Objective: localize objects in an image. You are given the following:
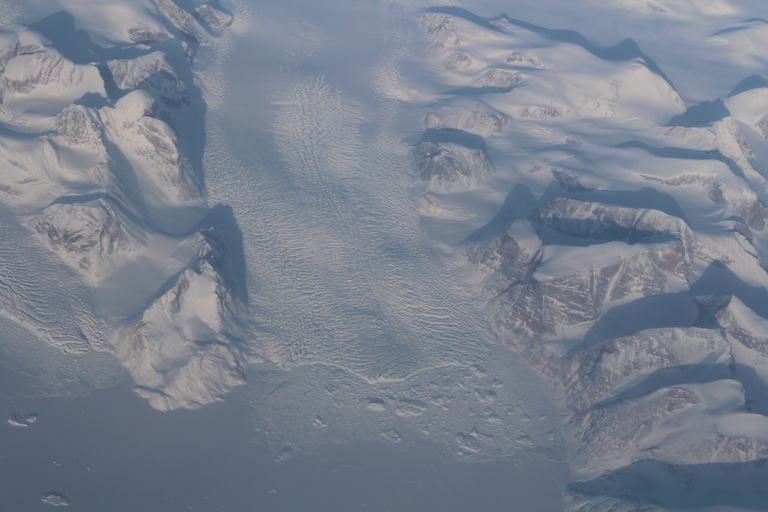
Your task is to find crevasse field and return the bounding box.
[3,0,768,510]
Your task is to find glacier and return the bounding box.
[2,0,768,510]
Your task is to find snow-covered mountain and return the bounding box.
[412,5,768,509]
[4,0,768,510]
[0,0,247,411]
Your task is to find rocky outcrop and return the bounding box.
[107,52,187,106]
[572,387,701,463]
[0,48,103,97]
[154,0,210,46]
[420,13,460,54]
[53,104,105,152]
[29,199,139,274]
[0,30,50,69]
[470,69,523,89]
[463,198,768,476]
[412,141,493,192]
[466,223,542,295]
[531,198,696,247]
[424,101,512,137]
[195,4,233,29]
[101,91,202,204]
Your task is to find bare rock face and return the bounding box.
[492,260,606,351]
[445,52,473,70]
[506,52,540,67]
[425,102,512,138]
[641,173,727,205]
[733,194,768,232]
[0,49,102,97]
[487,201,696,354]
[0,30,50,69]
[518,106,565,119]
[574,387,701,460]
[466,224,542,295]
[154,0,210,45]
[639,162,768,232]
[0,14,242,413]
[53,104,105,153]
[470,69,523,89]
[29,200,139,274]
[412,141,493,192]
[476,224,768,474]
[101,90,202,205]
[127,24,172,44]
[411,7,768,507]
[129,118,200,202]
[711,118,768,231]
[551,169,597,192]
[107,52,188,106]
[757,116,768,140]
[420,13,460,53]
[464,197,768,473]
[531,198,696,247]
[551,329,729,412]
[700,296,768,354]
[195,4,233,29]
[119,231,249,411]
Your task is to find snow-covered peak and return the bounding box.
[0,30,50,67]
[4,0,768,508]
[0,0,240,414]
[117,229,249,411]
[0,42,105,117]
[420,13,460,54]
[112,89,156,120]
